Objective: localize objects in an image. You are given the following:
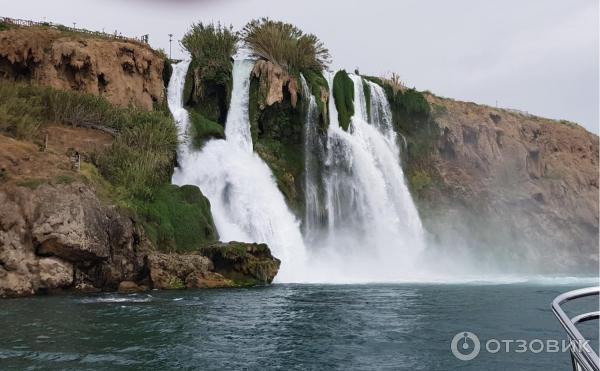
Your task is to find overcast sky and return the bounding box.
[5,0,599,133]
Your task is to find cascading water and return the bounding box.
[169,59,307,281]
[300,75,325,243]
[300,72,426,282]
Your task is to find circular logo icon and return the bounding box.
[451,331,481,361]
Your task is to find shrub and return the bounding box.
[131,184,218,252]
[188,110,224,148]
[409,170,432,194]
[0,83,43,139]
[94,110,178,198]
[332,70,354,130]
[241,18,330,73]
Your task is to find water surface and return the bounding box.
[1,283,598,370]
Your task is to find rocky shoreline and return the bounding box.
[0,181,280,298]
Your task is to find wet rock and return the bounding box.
[199,242,281,285]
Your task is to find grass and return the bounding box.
[0,81,179,199]
[241,18,330,73]
[131,184,218,253]
[16,178,46,189]
[93,110,178,198]
[332,70,354,130]
[188,110,225,148]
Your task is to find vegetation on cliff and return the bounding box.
[0,80,219,254]
[132,184,218,253]
[241,18,330,73]
[332,70,355,130]
[181,22,237,130]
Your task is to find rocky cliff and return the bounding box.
[0,27,165,110]
[416,96,599,273]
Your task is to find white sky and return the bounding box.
[4,0,599,133]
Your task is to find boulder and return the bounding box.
[117,280,143,293]
[199,242,281,285]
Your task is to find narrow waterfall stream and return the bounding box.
[169,60,307,282]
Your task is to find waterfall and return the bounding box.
[301,72,425,282]
[300,75,325,243]
[169,59,307,281]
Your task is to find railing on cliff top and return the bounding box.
[0,16,149,46]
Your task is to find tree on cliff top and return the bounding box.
[241,18,330,73]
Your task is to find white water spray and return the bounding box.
[169,60,307,281]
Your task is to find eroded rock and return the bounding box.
[0,27,165,110]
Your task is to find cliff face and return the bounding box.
[0,27,165,110]
[418,96,599,273]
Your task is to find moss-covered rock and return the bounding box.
[302,68,329,130]
[131,184,218,253]
[198,242,281,286]
[332,70,354,130]
[183,58,231,125]
[188,110,225,148]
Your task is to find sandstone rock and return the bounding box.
[199,242,281,285]
[0,27,165,110]
[252,60,299,109]
[117,280,142,293]
[421,95,599,272]
[0,182,145,297]
[185,271,234,289]
[38,257,73,289]
[147,253,214,290]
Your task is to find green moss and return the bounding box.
[362,75,384,87]
[255,138,304,213]
[301,68,329,130]
[332,70,354,130]
[167,277,185,289]
[362,78,371,122]
[188,110,225,148]
[409,170,432,194]
[131,184,218,253]
[16,178,45,189]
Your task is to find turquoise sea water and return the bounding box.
[1,282,598,370]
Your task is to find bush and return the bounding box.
[332,70,354,130]
[94,110,178,198]
[131,184,218,252]
[241,18,330,73]
[0,83,44,139]
[188,110,224,148]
